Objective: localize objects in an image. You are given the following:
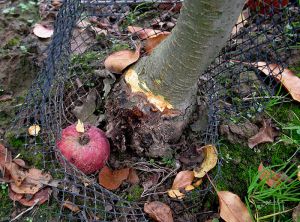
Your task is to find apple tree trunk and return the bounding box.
[106,0,245,157]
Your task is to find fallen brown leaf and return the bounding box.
[13,159,26,168]
[10,168,52,195]
[18,187,52,207]
[98,166,130,190]
[63,200,80,212]
[33,24,54,39]
[144,201,173,222]
[104,44,141,74]
[145,33,170,54]
[158,2,182,12]
[8,187,24,201]
[127,168,140,185]
[0,94,13,102]
[194,145,218,178]
[234,61,300,102]
[5,162,26,187]
[171,170,194,190]
[167,170,194,199]
[258,163,291,187]
[128,26,170,40]
[248,119,278,148]
[218,191,252,222]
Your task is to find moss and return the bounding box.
[31,201,60,221]
[0,183,13,221]
[125,185,143,202]
[111,42,130,52]
[216,102,300,196]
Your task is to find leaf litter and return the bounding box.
[0,144,53,206]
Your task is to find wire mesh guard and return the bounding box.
[7,0,300,221]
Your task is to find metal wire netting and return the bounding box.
[7,0,300,221]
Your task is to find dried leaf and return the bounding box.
[145,33,170,54]
[33,24,54,39]
[248,119,278,148]
[184,185,195,191]
[292,203,300,222]
[258,163,291,187]
[127,168,140,185]
[63,200,80,212]
[98,166,130,190]
[167,189,184,199]
[171,170,194,190]
[72,89,98,124]
[5,162,26,186]
[231,9,249,35]
[8,187,24,201]
[13,159,26,168]
[18,188,52,206]
[218,191,252,222]
[194,145,218,178]
[0,94,13,102]
[28,124,41,136]
[144,201,173,222]
[75,119,85,133]
[104,44,141,74]
[237,61,300,102]
[10,168,52,194]
[127,26,170,40]
[158,2,182,12]
[193,179,203,187]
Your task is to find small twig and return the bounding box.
[10,199,40,222]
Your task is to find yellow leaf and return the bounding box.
[76,119,84,133]
[193,179,203,187]
[194,145,218,178]
[167,189,184,199]
[28,124,41,136]
[184,185,195,191]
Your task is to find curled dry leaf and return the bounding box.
[258,163,291,187]
[235,61,300,102]
[145,33,170,54]
[28,124,41,136]
[75,119,85,133]
[168,170,194,199]
[127,168,140,185]
[194,145,218,178]
[144,201,173,222]
[10,168,52,195]
[167,189,185,199]
[63,200,81,212]
[248,119,278,148]
[218,191,252,222]
[8,187,23,201]
[33,24,54,39]
[5,162,26,187]
[18,187,52,207]
[98,166,130,190]
[171,170,194,189]
[128,26,170,40]
[104,44,141,74]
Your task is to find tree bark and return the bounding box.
[106,0,245,157]
[132,0,245,111]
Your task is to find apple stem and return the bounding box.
[79,134,90,145]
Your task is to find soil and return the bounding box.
[0,1,299,221]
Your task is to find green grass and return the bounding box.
[246,163,300,221]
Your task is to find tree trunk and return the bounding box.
[106,0,245,157]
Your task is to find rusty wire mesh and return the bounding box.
[7,0,300,221]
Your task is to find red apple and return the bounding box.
[56,124,110,174]
[247,0,289,14]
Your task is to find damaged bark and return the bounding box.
[106,0,245,157]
